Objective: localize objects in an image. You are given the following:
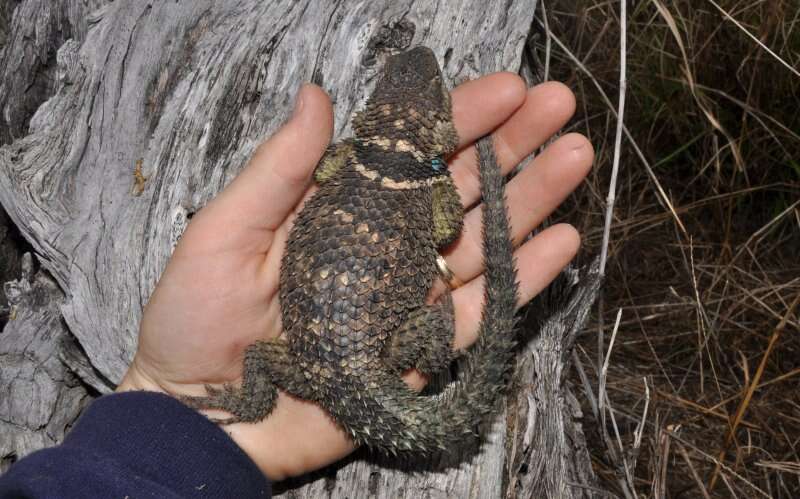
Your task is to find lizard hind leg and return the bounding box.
[383,291,457,377]
[179,339,306,425]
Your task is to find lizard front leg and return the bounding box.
[313,139,354,185]
[431,174,463,249]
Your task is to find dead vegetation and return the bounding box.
[527,1,800,497]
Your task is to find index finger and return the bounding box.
[450,72,527,149]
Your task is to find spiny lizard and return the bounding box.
[182,46,519,456]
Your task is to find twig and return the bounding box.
[633,377,650,453]
[604,391,635,499]
[598,308,637,498]
[625,377,650,494]
[599,308,623,410]
[653,422,672,499]
[540,0,551,81]
[599,0,627,276]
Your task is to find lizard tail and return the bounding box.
[334,136,519,455]
[427,135,520,441]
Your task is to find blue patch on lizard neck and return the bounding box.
[431,158,446,173]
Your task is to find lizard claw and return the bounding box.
[177,384,244,425]
[207,414,241,425]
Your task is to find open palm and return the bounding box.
[117,75,593,480]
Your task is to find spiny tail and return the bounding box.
[337,136,519,455]
[430,134,520,437]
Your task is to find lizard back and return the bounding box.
[279,146,442,374]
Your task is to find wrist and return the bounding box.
[116,361,170,394]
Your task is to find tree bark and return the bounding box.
[0,1,604,497]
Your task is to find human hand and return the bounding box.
[117,76,593,480]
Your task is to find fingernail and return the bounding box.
[292,84,308,118]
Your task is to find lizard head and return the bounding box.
[353,46,459,162]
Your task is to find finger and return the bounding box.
[450,73,527,149]
[450,82,577,207]
[445,133,593,281]
[202,84,333,232]
[451,223,581,349]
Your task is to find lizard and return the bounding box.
[180,46,519,456]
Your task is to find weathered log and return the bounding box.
[0,254,92,471]
[0,1,603,496]
[0,208,24,325]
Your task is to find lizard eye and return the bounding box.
[431,158,446,173]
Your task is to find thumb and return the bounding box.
[204,84,333,231]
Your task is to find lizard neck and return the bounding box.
[349,140,447,191]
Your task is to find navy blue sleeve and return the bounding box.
[0,391,271,499]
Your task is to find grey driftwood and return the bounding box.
[0,1,603,497]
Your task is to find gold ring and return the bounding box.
[436,255,463,290]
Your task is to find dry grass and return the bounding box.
[528,1,800,497]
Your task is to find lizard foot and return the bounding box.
[178,380,276,425]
